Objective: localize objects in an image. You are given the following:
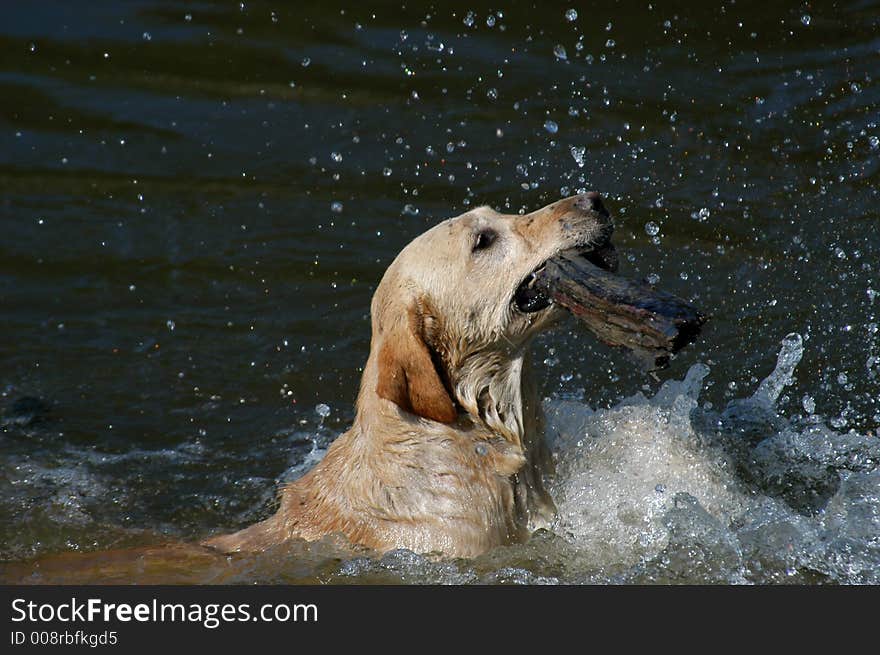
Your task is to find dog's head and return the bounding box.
[369,193,615,428]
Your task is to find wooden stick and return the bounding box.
[536,251,707,368]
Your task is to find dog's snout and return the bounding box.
[518,192,615,249]
[578,191,610,221]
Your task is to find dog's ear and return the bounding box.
[376,303,457,423]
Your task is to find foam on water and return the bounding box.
[546,362,748,575]
[539,332,880,583]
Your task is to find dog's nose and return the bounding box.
[577,192,610,220]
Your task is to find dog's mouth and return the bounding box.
[514,242,618,314]
[513,263,552,313]
[514,241,706,369]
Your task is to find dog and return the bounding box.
[204,192,614,559]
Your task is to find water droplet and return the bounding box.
[402,204,419,216]
[330,201,343,213]
[330,151,342,163]
[553,44,568,60]
[801,14,811,26]
[301,57,311,67]
[315,403,330,418]
[166,320,176,331]
[646,272,660,285]
[486,87,498,100]
[570,145,586,168]
[869,135,879,150]
[382,167,392,176]
[802,394,816,414]
[644,221,660,236]
[463,11,475,27]
[565,8,578,22]
[486,14,496,27]
[544,120,559,134]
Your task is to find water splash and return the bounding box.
[544,334,880,583]
[752,332,803,407]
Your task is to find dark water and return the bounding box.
[2,1,879,583]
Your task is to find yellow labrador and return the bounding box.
[205,193,613,558]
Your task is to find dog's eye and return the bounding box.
[472,229,497,252]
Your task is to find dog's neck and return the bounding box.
[355,340,536,449]
[449,346,533,447]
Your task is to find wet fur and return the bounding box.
[205,194,611,558]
